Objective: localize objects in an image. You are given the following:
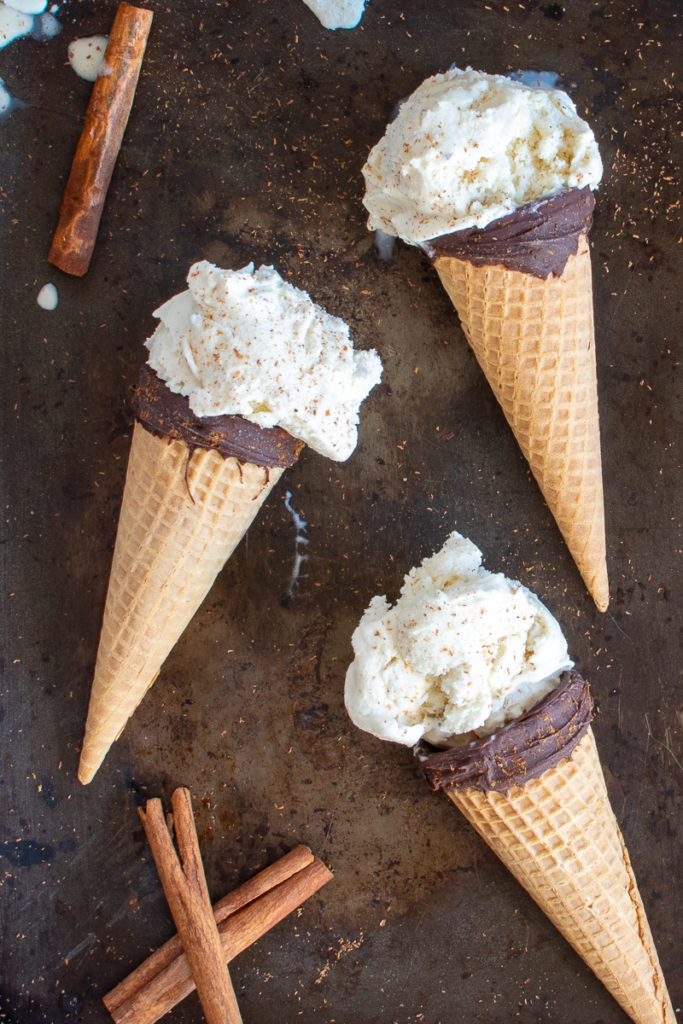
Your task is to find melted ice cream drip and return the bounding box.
[302,0,367,29]
[68,34,108,81]
[37,283,58,309]
[507,70,565,90]
[283,490,309,602]
[0,0,60,49]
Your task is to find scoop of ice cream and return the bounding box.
[362,66,603,245]
[344,532,573,746]
[145,261,383,462]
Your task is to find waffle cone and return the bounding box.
[434,236,608,611]
[78,421,283,784]
[446,728,674,1023]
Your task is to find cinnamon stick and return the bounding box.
[48,2,153,276]
[105,844,314,1017]
[104,851,333,1024]
[137,789,242,1024]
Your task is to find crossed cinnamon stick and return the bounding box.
[105,788,332,1024]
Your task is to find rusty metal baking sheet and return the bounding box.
[1,0,680,1021]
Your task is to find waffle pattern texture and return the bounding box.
[448,728,674,1023]
[78,421,283,784]
[435,235,608,611]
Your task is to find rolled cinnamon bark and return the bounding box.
[104,847,333,1024]
[137,790,243,1024]
[48,3,153,276]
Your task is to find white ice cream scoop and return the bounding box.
[344,531,573,746]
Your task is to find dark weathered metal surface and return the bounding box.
[1,0,680,1021]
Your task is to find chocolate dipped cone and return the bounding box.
[421,674,674,1024]
[78,371,303,784]
[432,190,608,611]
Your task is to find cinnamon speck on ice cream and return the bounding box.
[362,66,603,245]
[145,260,383,462]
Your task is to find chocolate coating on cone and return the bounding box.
[418,671,593,794]
[428,187,595,278]
[134,364,304,468]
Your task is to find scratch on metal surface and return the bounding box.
[283,490,309,602]
[605,607,629,640]
[645,713,683,772]
[63,931,96,965]
[247,64,266,94]
[63,819,129,871]
[604,257,639,326]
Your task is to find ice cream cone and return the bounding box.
[444,726,674,1023]
[80,257,382,784]
[347,523,672,1019]
[434,234,608,611]
[78,421,283,784]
